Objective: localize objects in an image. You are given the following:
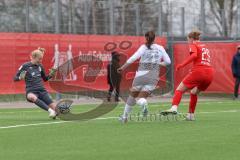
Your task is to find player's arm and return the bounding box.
[41,65,56,81]
[13,64,27,81]
[159,47,171,66]
[118,45,145,72]
[177,45,198,70]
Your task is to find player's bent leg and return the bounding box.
[27,93,49,111]
[48,102,56,111]
[120,91,139,123]
[48,102,57,119]
[172,82,189,109]
[26,93,38,102]
[39,92,57,119]
[161,82,189,115]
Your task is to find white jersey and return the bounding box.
[126,44,171,79]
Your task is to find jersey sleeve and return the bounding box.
[13,64,27,81]
[160,46,171,65]
[40,65,51,81]
[126,45,145,64]
[180,51,198,68]
[189,44,197,55]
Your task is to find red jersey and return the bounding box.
[189,41,212,69]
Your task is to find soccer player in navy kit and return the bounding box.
[14,48,57,119]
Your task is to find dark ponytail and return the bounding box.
[145,31,155,49]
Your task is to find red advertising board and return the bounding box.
[0,33,167,94]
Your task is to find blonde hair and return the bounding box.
[31,47,45,58]
[188,30,201,40]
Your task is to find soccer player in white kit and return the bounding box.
[118,31,171,123]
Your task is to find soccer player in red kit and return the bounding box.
[161,30,214,120]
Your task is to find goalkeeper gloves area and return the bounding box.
[19,71,26,80]
[49,68,57,77]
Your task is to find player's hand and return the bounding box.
[19,71,26,80]
[176,64,184,71]
[49,68,57,77]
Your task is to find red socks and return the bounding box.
[172,90,184,106]
[172,90,198,113]
[189,94,198,113]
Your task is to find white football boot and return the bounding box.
[48,108,57,119]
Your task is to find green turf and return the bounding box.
[0,99,240,160]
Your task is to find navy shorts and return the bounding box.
[26,90,53,105]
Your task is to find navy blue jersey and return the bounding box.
[232,53,240,78]
[14,62,52,92]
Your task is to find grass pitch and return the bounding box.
[0,99,240,160]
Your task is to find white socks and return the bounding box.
[48,108,55,113]
[123,97,149,119]
[123,104,132,119]
[170,105,178,112]
[48,108,56,117]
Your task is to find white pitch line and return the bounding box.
[91,117,118,120]
[0,110,42,114]
[0,117,119,129]
[198,110,239,114]
[0,109,240,129]
[0,121,68,129]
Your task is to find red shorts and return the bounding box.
[182,67,214,91]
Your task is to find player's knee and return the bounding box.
[137,98,148,106]
[126,96,136,106]
[190,88,199,95]
[27,94,37,102]
[190,90,197,95]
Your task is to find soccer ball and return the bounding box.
[56,99,73,114]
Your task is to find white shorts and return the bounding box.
[131,70,159,92]
[131,84,156,92]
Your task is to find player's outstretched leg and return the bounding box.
[161,82,188,115]
[27,93,56,119]
[48,103,57,119]
[119,95,136,123]
[160,90,183,115]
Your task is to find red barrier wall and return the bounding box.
[0,33,167,94]
[173,42,240,93]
